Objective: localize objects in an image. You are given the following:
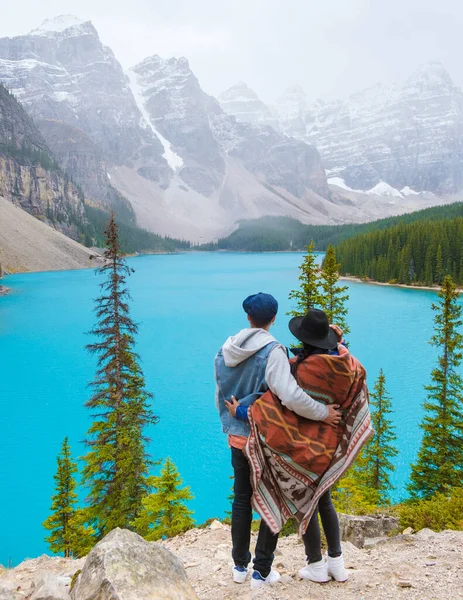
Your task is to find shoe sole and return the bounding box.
[328,574,349,583]
[299,577,331,584]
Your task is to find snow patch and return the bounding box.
[328,177,354,191]
[401,186,420,196]
[127,69,183,171]
[31,15,87,35]
[368,181,403,198]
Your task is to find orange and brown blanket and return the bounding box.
[245,345,373,535]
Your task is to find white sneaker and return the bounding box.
[327,554,349,582]
[232,565,248,583]
[250,569,281,589]
[299,559,330,583]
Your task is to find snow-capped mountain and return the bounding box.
[219,82,280,130]
[0,17,342,240]
[272,85,309,139]
[0,16,452,241]
[274,63,463,194]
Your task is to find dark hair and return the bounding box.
[291,342,328,377]
[250,316,274,328]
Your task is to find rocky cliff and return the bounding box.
[219,82,280,130]
[273,63,463,195]
[0,84,85,230]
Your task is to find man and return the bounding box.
[215,293,341,590]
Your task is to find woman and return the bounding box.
[245,308,373,584]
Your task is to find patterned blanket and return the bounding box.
[245,345,373,535]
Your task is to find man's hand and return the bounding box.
[330,324,343,342]
[225,396,239,417]
[323,404,342,426]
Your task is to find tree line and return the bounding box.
[335,217,463,286]
[199,203,463,253]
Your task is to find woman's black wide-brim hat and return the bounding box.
[289,308,338,350]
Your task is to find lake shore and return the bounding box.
[340,275,461,292]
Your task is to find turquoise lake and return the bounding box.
[0,252,449,566]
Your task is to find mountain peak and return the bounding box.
[30,15,91,37]
[281,84,307,98]
[407,61,453,87]
[219,82,259,102]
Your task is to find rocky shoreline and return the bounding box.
[340,275,462,293]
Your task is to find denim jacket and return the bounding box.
[215,341,278,437]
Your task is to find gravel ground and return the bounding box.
[164,523,463,600]
[1,524,462,599]
[0,196,101,273]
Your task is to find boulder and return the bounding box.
[338,514,399,548]
[28,573,71,600]
[70,528,198,600]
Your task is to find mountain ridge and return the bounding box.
[0,15,417,243]
[221,62,463,196]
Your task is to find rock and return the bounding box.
[209,520,224,530]
[28,573,71,600]
[0,579,19,600]
[338,514,399,548]
[397,580,413,588]
[363,537,389,549]
[402,527,414,535]
[70,528,198,600]
[415,528,436,539]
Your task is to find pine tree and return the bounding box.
[331,453,378,515]
[43,437,94,557]
[288,241,322,317]
[133,458,195,541]
[435,245,444,285]
[82,213,158,537]
[408,275,463,499]
[362,370,398,504]
[319,244,350,333]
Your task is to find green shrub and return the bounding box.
[399,488,463,531]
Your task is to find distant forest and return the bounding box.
[336,217,463,286]
[202,203,463,252]
[83,205,191,254]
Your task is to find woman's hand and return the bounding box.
[330,324,343,342]
[323,404,342,426]
[225,396,239,417]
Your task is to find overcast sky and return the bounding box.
[1,0,463,103]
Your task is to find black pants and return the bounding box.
[302,489,342,563]
[231,447,279,577]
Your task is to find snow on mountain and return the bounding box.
[127,67,183,171]
[1,16,450,241]
[30,15,88,36]
[219,83,280,129]
[401,186,420,196]
[368,181,403,198]
[327,177,355,191]
[0,16,170,201]
[272,85,309,138]
[274,62,463,195]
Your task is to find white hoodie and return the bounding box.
[216,328,329,421]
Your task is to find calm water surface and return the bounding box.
[0,252,449,565]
